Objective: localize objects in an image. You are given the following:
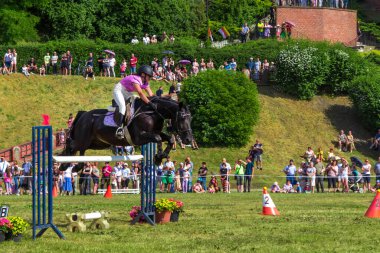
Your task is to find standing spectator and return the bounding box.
[60,53,68,75]
[67,50,73,75]
[206,58,214,70]
[252,139,264,170]
[234,160,245,192]
[11,161,20,195]
[362,159,372,192]
[341,158,349,192]
[100,162,112,189]
[82,162,92,195]
[143,33,150,45]
[178,162,185,190]
[220,162,230,193]
[283,159,297,185]
[338,130,347,152]
[156,86,164,97]
[198,162,208,191]
[161,31,169,43]
[4,167,12,195]
[71,165,78,195]
[114,162,123,189]
[326,160,338,192]
[246,57,254,78]
[121,163,131,189]
[67,113,74,129]
[129,53,138,74]
[102,55,110,77]
[230,58,237,71]
[185,156,194,192]
[21,157,32,194]
[3,49,12,75]
[86,52,94,67]
[242,157,254,192]
[120,59,127,77]
[92,162,100,194]
[131,36,139,44]
[240,22,250,43]
[62,164,73,196]
[375,157,380,182]
[257,20,264,38]
[306,162,316,193]
[314,158,325,193]
[44,52,51,74]
[51,52,58,75]
[182,167,190,193]
[109,55,116,77]
[264,22,271,38]
[97,54,104,77]
[150,35,157,44]
[254,58,262,81]
[276,24,281,40]
[169,33,175,43]
[192,58,199,76]
[11,49,17,73]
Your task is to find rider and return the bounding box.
[113,65,155,138]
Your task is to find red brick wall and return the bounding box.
[276,7,357,46]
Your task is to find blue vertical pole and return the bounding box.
[32,128,36,240]
[47,126,53,225]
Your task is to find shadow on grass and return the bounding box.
[257,85,294,99]
[324,104,378,159]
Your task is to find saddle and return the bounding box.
[108,96,138,126]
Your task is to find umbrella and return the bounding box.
[104,49,115,56]
[285,21,296,27]
[179,60,191,65]
[162,50,174,55]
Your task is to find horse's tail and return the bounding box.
[61,111,86,156]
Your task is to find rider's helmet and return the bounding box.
[137,65,153,77]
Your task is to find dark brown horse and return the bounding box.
[63,96,193,164]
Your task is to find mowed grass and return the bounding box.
[3,192,380,253]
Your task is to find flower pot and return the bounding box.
[170,211,180,222]
[0,231,5,243]
[12,234,22,243]
[5,231,12,241]
[155,211,171,224]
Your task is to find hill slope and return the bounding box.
[0,75,377,186]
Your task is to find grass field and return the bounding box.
[2,192,380,253]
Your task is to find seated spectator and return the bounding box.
[283,180,294,193]
[302,146,315,163]
[224,61,232,71]
[39,64,46,76]
[327,147,335,162]
[316,147,324,162]
[206,58,214,70]
[192,180,205,193]
[338,130,347,151]
[169,33,175,43]
[208,176,220,193]
[271,182,282,193]
[370,129,380,150]
[22,64,30,77]
[371,180,380,192]
[295,182,302,193]
[143,33,150,45]
[84,65,95,80]
[346,130,355,152]
[28,58,38,73]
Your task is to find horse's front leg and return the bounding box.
[159,132,175,158]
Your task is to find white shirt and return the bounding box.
[114,166,122,177]
[109,58,116,67]
[64,167,72,178]
[164,161,174,169]
[122,168,131,178]
[0,160,10,173]
[143,36,150,45]
[131,38,139,44]
[51,55,58,64]
[362,164,371,175]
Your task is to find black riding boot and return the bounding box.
[115,112,125,139]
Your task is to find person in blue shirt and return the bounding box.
[223,61,232,71]
[283,159,297,185]
[242,157,254,192]
[21,157,33,194]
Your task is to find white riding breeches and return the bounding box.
[113,82,133,115]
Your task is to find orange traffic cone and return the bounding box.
[104,185,112,199]
[364,189,380,218]
[262,187,280,216]
[52,185,58,198]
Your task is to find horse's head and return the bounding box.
[175,102,193,145]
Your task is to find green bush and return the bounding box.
[349,72,380,131]
[276,45,329,100]
[180,70,260,147]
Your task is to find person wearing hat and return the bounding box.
[271,182,281,193]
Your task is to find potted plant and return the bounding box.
[129,206,145,223]
[154,198,176,224]
[0,218,12,242]
[169,199,184,222]
[8,216,29,242]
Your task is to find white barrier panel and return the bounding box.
[53,155,144,163]
[83,212,102,220]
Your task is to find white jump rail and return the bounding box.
[97,188,140,194]
[52,155,144,163]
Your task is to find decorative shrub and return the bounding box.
[0,218,12,233]
[349,72,380,131]
[154,198,177,213]
[7,216,29,236]
[276,45,329,100]
[181,70,260,146]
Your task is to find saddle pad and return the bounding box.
[104,112,117,127]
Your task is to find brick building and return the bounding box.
[276,7,358,46]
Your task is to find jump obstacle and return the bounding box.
[32,125,157,240]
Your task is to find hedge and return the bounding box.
[180,70,260,147]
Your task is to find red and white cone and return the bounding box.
[364,189,380,218]
[262,187,280,216]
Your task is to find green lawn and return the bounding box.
[2,192,380,252]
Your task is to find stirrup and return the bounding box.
[116,127,124,139]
